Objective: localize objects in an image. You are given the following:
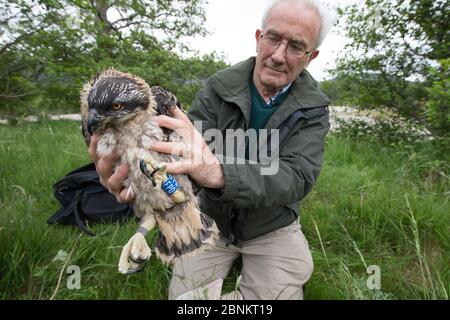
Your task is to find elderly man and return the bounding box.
[90,0,333,300]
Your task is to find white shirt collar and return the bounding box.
[268,82,292,105]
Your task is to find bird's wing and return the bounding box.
[151,86,183,116]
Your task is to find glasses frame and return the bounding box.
[260,31,313,58]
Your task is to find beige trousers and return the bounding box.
[168,220,314,300]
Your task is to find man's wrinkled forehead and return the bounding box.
[263,1,320,44]
[264,26,307,44]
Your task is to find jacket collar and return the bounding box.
[208,57,330,129]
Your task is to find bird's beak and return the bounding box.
[87,109,102,135]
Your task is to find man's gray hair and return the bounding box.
[261,0,335,49]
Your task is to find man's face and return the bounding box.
[254,2,321,92]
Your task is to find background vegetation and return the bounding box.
[0,0,448,300]
[0,0,227,116]
[321,0,449,140]
[0,121,447,299]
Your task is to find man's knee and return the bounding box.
[168,244,237,299]
[238,224,314,300]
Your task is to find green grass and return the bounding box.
[302,136,449,299]
[0,120,448,299]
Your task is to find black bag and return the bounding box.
[47,163,135,236]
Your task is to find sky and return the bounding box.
[185,0,359,81]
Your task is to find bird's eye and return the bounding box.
[112,103,124,111]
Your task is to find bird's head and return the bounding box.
[86,71,151,135]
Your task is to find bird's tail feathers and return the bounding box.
[154,200,219,264]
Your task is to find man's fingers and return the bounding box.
[169,105,190,122]
[164,161,190,176]
[106,163,130,195]
[151,141,189,157]
[155,115,186,131]
[118,186,135,203]
[88,134,99,162]
[96,153,120,183]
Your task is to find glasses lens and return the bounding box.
[262,33,280,48]
[261,32,308,57]
[287,44,305,56]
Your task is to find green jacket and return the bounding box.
[188,57,330,245]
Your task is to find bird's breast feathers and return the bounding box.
[96,110,181,213]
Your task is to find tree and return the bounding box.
[331,0,449,136]
[0,0,226,115]
[426,59,450,138]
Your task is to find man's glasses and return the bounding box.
[260,32,312,58]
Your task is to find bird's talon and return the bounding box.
[129,256,149,264]
[126,267,145,275]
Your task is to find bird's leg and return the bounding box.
[154,163,186,203]
[118,213,156,275]
[140,158,186,203]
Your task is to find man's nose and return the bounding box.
[271,41,288,63]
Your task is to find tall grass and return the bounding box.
[0,120,448,299]
[0,120,170,299]
[302,135,449,299]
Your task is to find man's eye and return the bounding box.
[289,43,305,51]
[267,34,281,42]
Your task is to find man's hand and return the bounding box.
[151,106,225,189]
[88,134,135,203]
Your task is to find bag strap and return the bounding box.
[73,191,97,237]
[266,105,329,158]
[50,189,97,236]
[47,189,82,224]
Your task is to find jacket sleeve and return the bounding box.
[188,83,330,209]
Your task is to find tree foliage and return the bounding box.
[0,0,227,115]
[329,0,449,137]
[426,59,450,138]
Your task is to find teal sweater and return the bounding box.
[248,80,291,131]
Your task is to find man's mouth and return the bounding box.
[265,65,285,74]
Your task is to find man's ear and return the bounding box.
[309,50,320,62]
[304,50,320,69]
[255,29,262,52]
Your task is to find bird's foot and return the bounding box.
[118,233,151,275]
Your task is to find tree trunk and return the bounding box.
[91,0,114,58]
[93,0,113,35]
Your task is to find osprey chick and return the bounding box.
[80,69,219,273]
